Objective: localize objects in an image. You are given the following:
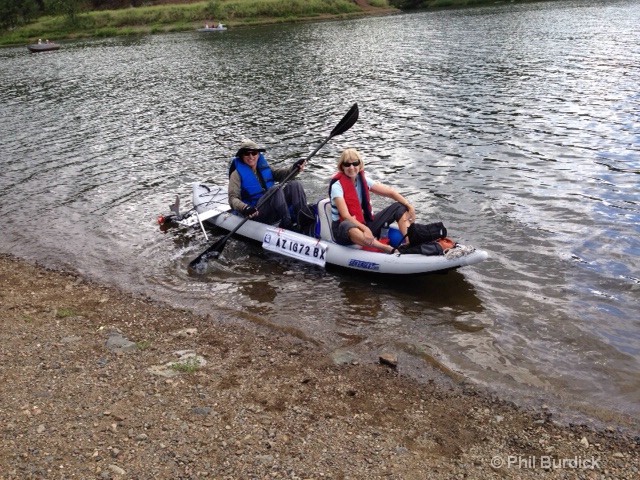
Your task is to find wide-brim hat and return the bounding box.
[236,139,266,158]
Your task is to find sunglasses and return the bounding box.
[243,150,260,156]
[342,160,361,167]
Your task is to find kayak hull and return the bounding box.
[190,183,489,275]
[197,26,227,32]
[27,43,60,53]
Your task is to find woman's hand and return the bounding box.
[406,204,416,223]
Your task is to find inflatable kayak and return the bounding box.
[165,183,488,275]
[197,24,227,32]
[27,42,60,53]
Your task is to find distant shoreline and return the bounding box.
[0,0,537,48]
[0,0,399,48]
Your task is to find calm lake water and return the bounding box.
[1,0,638,431]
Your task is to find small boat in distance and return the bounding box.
[27,39,60,53]
[197,23,227,32]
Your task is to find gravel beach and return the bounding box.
[1,254,638,479]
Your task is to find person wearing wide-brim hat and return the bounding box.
[234,139,266,158]
[228,139,310,231]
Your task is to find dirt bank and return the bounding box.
[0,253,637,479]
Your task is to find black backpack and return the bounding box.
[398,222,449,256]
[407,222,447,244]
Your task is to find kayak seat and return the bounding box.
[315,198,362,249]
[316,198,335,242]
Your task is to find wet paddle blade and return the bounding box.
[329,103,359,139]
[187,236,227,272]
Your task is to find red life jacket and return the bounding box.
[329,171,374,224]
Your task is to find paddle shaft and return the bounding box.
[187,140,328,268]
[201,166,300,252]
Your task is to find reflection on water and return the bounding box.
[1,0,639,431]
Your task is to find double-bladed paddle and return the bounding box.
[188,102,359,273]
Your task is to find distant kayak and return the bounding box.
[27,42,60,53]
[197,24,227,32]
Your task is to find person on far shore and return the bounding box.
[329,148,415,254]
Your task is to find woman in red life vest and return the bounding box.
[329,148,415,254]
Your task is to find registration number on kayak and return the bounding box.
[262,228,328,267]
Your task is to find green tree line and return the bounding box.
[1,0,79,29]
[0,0,153,30]
[1,0,516,32]
[0,0,379,33]
[1,0,528,45]
[1,0,40,29]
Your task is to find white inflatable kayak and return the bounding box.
[177,183,488,275]
[197,24,227,32]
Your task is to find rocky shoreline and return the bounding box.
[0,253,638,479]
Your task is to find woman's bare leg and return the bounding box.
[348,228,395,253]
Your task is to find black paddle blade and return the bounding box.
[329,103,359,139]
[187,237,226,273]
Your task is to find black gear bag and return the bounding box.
[406,222,447,245]
[397,222,449,256]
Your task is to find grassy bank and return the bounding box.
[0,0,542,47]
[0,0,394,47]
